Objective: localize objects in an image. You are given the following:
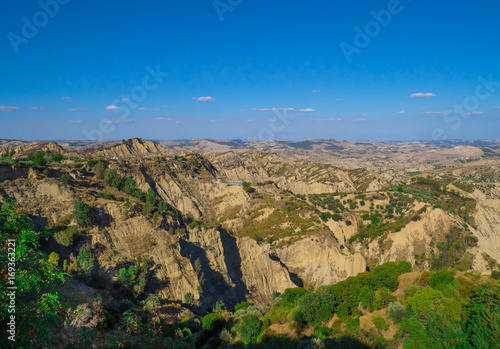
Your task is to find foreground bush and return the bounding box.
[202,312,225,331]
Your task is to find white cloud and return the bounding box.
[194,96,215,102]
[61,96,72,100]
[103,119,133,124]
[151,108,159,111]
[152,117,172,121]
[468,111,483,115]
[67,108,85,112]
[163,105,167,108]
[210,119,216,123]
[312,90,321,93]
[175,121,184,124]
[122,98,130,102]
[31,107,46,111]
[411,93,436,98]
[335,98,342,101]
[0,106,20,112]
[105,105,121,111]
[66,120,83,124]
[138,107,146,111]
[253,107,314,112]
[397,111,405,114]
[310,118,342,122]
[424,111,445,115]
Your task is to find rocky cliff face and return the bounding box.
[99,138,168,158]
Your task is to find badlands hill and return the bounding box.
[1,138,499,347]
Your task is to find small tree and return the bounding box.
[76,245,95,281]
[73,198,91,227]
[33,151,47,166]
[294,291,340,326]
[146,188,157,204]
[388,301,406,323]
[238,314,262,343]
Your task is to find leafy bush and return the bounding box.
[388,301,406,323]
[369,261,411,291]
[54,226,78,247]
[73,198,91,227]
[202,312,225,331]
[429,270,458,291]
[238,314,262,343]
[491,270,500,280]
[76,245,95,280]
[407,287,444,319]
[214,300,226,312]
[235,301,253,312]
[373,287,396,309]
[93,161,107,178]
[280,287,306,307]
[372,314,389,331]
[0,201,68,348]
[358,286,375,310]
[313,325,331,339]
[464,283,500,348]
[103,169,123,189]
[294,291,340,326]
[33,150,47,166]
[52,153,64,162]
[117,256,148,295]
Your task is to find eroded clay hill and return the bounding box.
[0,138,499,310]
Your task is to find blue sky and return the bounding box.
[1,0,500,141]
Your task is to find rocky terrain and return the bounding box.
[1,137,499,312]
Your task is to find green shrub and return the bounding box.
[491,270,500,280]
[33,151,47,166]
[93,161,107,178]
[61,173,71,183]
[48,252,60,266]
[294,291,340,326]
[313,325,331,339]
[373,287,396,310]
[103,169,123,189]
[52,153,64,162]
[238,314,262,343]
[372,314,389,331]
[280,287,306,307]
[388,301,406,323]
[358,286,375,310]
[407,287,444,319]
[76,245,95,280]
[332,214,342,222]
[429,270,458,291]
[73,198,91,226]
[0,198,68,347]
[117,256,148,295]
[202,312,225,331]
[369,261,412,291]
[214,300,226,312]
[54,226,78,246]
[235,301,253,312]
